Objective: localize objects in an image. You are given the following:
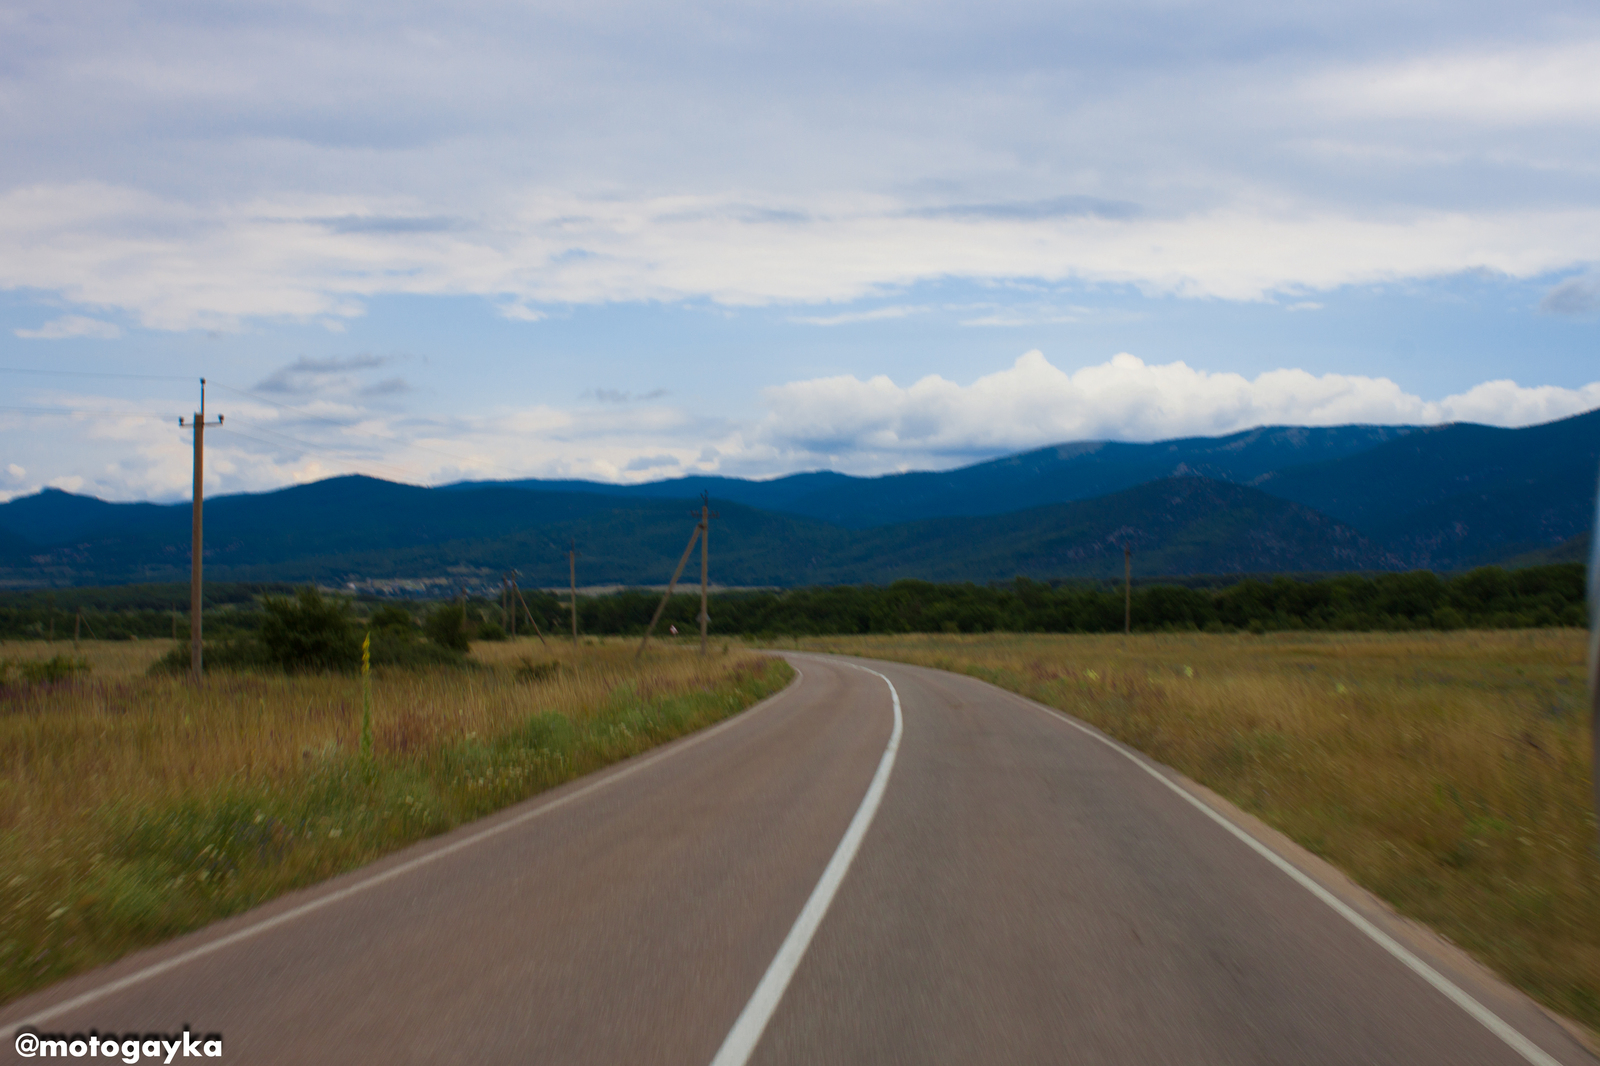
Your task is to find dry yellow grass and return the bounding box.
[774,629,1599,1031]
[0,638,790,1003]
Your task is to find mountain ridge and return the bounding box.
[1,409,1595,588]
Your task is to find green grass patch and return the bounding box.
[0,654,791,1003]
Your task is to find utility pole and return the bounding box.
[697,492,719,656]
[511,579,549,648]
[568,540,580,647]
[1124,544,1132,636]
[636,522,701,658]
[179,379,223,680]
[1587,472,1598,844]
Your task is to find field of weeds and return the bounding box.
[774,629,1599,1032]
[0,637,791,1004]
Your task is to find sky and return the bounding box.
[1,0,1598,502]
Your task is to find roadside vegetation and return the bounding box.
[0,637,790,1005]
[776,629,1599,1033]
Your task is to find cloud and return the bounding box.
[319,215,462,235]
[958,305,1083,327]
[586,388,669,403]
[1540,275,1600,316]
[254,354,395,395]
[9,186,1600,328]
[789,305,929,326]
[360,377,411,398]
[909,196,1141,222]
[1306,41,1600,125]
[3,1,1600,329]
[623,453,680,472]
[14,315,121,339]
[498,301,546,322]
[5,352,1597,502]
[756,350,1600,463]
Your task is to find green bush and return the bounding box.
[2,654,91,685]
[424,603,470,653]
[150,639,272,675]
[367,604,417,634]
[260,588,361,672]
[476,620,508,642]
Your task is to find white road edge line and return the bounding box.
[1012,691,1565,1066]
[5,666,809,1036]
[708,660,903,1066]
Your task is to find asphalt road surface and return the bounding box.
[5,653,1596,1065]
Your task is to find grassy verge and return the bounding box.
[766,630,1599,1032]
[0,638,791,1005]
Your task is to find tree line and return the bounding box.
[561,563,1587,636]
[0,563,1587,645]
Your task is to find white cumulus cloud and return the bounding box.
[14,314,122,340]
[5,352,1598,501]
[756,351,1600,465]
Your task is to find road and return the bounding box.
[4,653,1595,1065]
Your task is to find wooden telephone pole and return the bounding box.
[636,494,718,658]
[179,379,222,680]
[500,570,551,647]
[697,492,719,656]
[568,541,580,647]
[1124,544,1132,636]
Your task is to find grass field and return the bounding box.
[770,629,1600,1033]
[0,637,791,1005]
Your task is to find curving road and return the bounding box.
[4,654,1595,1065]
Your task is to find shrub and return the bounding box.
[515,658,561,682]
[368,605,417,634]
[367,629,467,669]
[476,620,508,642]
[2,655,91,685]
[424,603,470,653]
[150,639,272,675]
[259,588,361,672]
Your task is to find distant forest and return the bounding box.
[0,564,1586,643]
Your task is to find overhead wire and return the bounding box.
[210,381,512,476]
[0,365,515,484]
[222,423,423,484]
[0,405,177,419]
[0,367,194,382]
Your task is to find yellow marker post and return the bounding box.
[360,632,373,765]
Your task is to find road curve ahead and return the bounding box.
[4,653,1595,1066]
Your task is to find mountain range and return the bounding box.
[1,409,1595,589]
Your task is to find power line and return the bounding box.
[0,367,193,381]
[0,405,176,418]
[2,372,518,484]
[223,426,423,483]
[211,381,514,475]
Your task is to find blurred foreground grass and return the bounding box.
[0,638,790,1004]
[775,629,1599,1032]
